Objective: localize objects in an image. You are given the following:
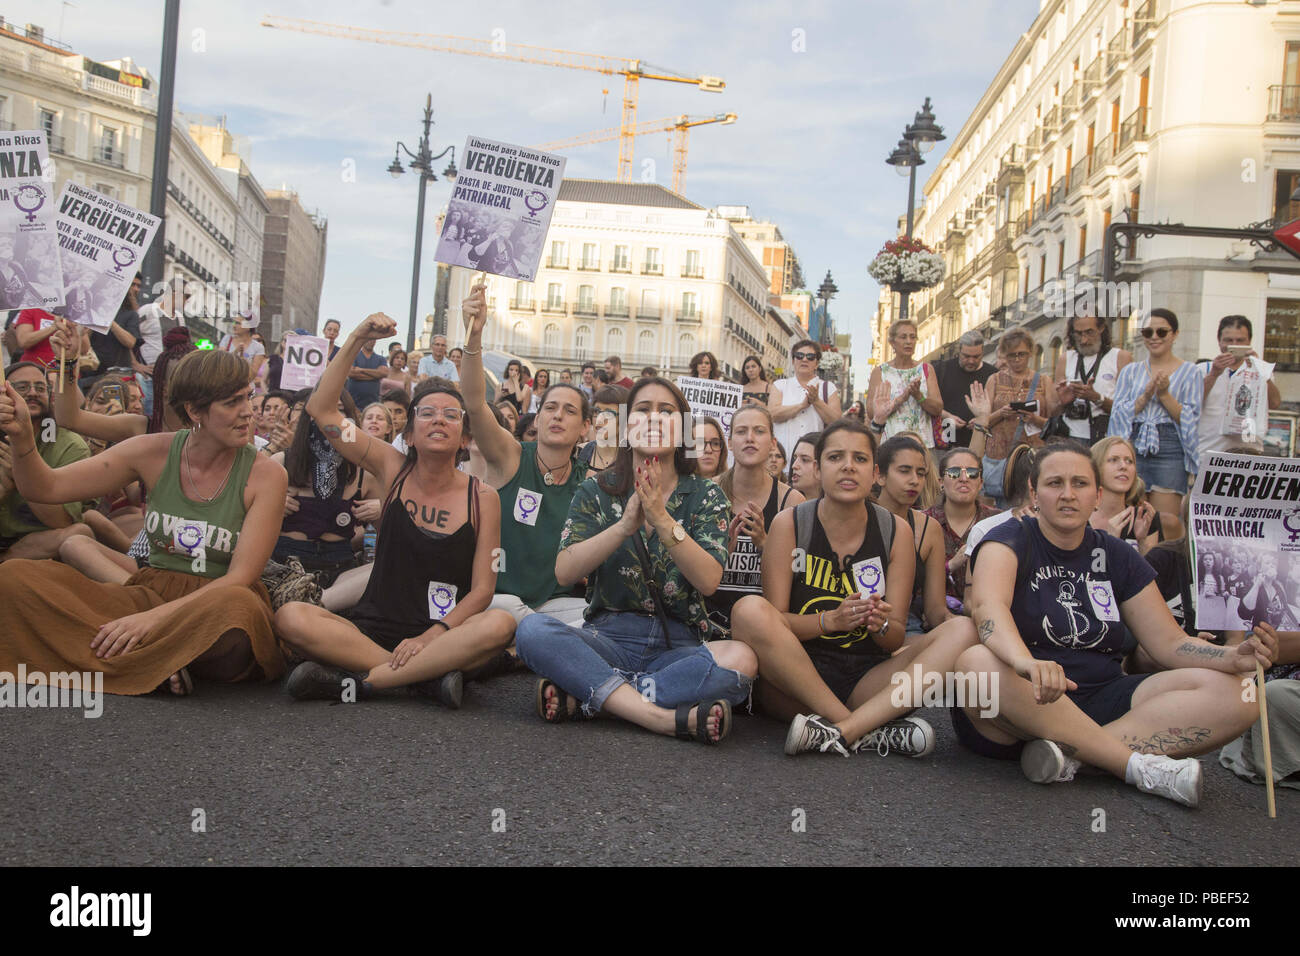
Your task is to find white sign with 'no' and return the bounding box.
[281,334,328,390]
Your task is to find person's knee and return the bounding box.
[730,595,774,645]
[955,643,998,673]
[63,523,94,541]
[274,602,315,644]
[711,639,758,677]
[57,532,95,564]
[481,609,517,647]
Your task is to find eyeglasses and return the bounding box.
[792,351,818,361]
[413,406,464,422]
[1006,351,1031,360]
[11,381,49,395]
[1140,327,1172,340]
[943,466,982,480]
[700,439,723,451]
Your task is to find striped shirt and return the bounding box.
[1107,360,1203,475]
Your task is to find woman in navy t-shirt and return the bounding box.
[959,441,1276,808]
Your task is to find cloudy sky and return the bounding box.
[14,0,1042,390]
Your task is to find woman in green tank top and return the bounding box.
[0,349,289,695]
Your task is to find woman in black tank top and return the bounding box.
[874,435,953,640]
[731,420,979,757]
[275,315,517,706]
[707,404,804,630]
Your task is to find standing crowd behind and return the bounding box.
[0,286,1295,809]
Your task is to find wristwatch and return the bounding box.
[664,521,687,547]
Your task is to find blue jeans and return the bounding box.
[515,609,753,716]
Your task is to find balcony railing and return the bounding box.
[1025,126,1043,154]
[1133,0,1154,48]
[576,260,601,271]
[637,308,663,321]
[1092,133,1115,171]
[1107,29,1128,75]
[1000,143,1025,169]
[681,267,703,278]
[1119,107,1150,150]
[542,301,567,314]
[509,299,536,311]
[605,304,629,318]
[1084,56,1104,89]
[47,133,66,154]
[1043,106,1062,132]
[1015,210,1030,234]
[641,262,662,275]
[1069,155,1090,194]
[546,257,568,269]
[1061,83,1082,117]
[92,146,124,168]
[677,310,702,323]
[610,261,631,273]
[1032,195,1046,221]
[1268,85,1300,122]
[1048,178,1066,209]
[574,303,597,316]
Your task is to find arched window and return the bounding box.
[637,329,656,365]
[606,326,624,358]
[512,321,530,354]
[544,323,561,358]
[677,333,696,362]
[575,325,592,361]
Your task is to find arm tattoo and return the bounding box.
[1173,641,1226,661]
[1122,727,1211,756]
[977,619,995,645]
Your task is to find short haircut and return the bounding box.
[889,318,918,340]
[640,366,657,378]
[4,360,46,381]
[537,382,593,422]
[593,384,629,406]
[166,349,254,426]
[581,363,596,374]
[1029,439,1100,489]
[1217,314,1252,340]
[604,355,622,369]
[957,330,984,350]
[792,339,821,359]
[514,412,537,439]
[998,326,1034,356]
[380,389,410,409]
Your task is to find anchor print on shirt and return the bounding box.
[1042,579,1107,650]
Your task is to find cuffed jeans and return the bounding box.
[515,609,753,716]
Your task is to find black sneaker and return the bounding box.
[464,649,529,682]
[849,717,936,757]
[784,713,850,757]
[407,670,464,709]
[284,661,371,702]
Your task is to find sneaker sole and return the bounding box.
[905,717,936,758]
[1176,761,1203,808]
[284,662,343,702]
[440,671,464,710]
[784,714,812,756]
[1020,739,1066,784]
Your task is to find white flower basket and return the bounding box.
[868,250,945,290]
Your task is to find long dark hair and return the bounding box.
[284,388,359,490]
[596,376,699,498]
[741,354,766,384]
[689,350,722,380]
[382,379,474,520]
[148,328,197,434]
[1066,313,1113,352]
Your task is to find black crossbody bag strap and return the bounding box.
[629,527,674,648]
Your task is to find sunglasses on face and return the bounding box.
[1140,327,1172,340]
[944,466,982,480]
[792,351,818,361]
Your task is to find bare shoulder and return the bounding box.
[249,449,288,489]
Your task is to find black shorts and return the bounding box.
[342,608,426,653]
[950,705,1024,760]
[1068,673,1149,726]
[804,643,889,705]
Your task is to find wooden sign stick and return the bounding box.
[1256,659,1276,819]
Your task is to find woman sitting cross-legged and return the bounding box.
[514,376,757,744]
[0,348,288,696]
[275,313,517,707]
[730,420,979,757]
[958,440,1276,807]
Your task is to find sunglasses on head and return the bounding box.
[943,466,982,480]
[1140,327,1172,339]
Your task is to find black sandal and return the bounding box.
[675,699,732,744]
[535,678,589,723]
[155,668,193,696]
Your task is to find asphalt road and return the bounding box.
[2,671,1292,866]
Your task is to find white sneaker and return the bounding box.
[1130,753,1202,808]
[850,717,936,758]
[1021,739,1083,784]
[785,714,850,757]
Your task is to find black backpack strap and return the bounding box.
[793,499,819,558]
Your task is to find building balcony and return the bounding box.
[1049,178,1066,209]
[1119,107,1150,151]
[1068,155,1090,195]
[574,304,597,316]
[609,263,631,273]
[681,267,703,279]
[1107,28,1129,77]
[1061,84,1082,121]
[1000,143,1025,171]
[1024,127,1043,157]
[92,145,124,168]
[677,310,702,323]
[509,299,536,311]
[47,133,66,154]
[576,260,601,271]
[1133,0,1155,49]
[1083,56,1104,93]
[637,308,663,321]
[546,257,569,269]
[605,305,629,318]
[542,301,567,314]
[1090,135,1116,178]
[1043,106,1062,135]
[1267,85,1300,123]
[641,263,663,275]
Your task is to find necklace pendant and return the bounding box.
[543,472,555,486]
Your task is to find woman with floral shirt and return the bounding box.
[514,377,757,744]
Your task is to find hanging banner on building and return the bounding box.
[1189,452,1300,632]
[280,334,329,390]
[55,181,160,331]
[0,129,63,312]
[433,136,565,282]
[676,375,744,433]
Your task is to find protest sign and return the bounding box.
[0,130,62,312]
[1189,452,1300,631]
[433,137,565,282]
[676,376,743,433]
[54,181,160,332]
[280,334,329,390]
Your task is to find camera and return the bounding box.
[1065,397,1090,420]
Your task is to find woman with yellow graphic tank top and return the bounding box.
[731,420,978,758]
[0,349,288,695]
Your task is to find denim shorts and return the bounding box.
[1131,423,1187,494]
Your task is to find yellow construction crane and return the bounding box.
[260,16,725,182]
[534,112,737,194]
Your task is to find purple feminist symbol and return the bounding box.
[518,492,539,520]
[431,585,454,616]
[12,183,45,223]
[1284,511,1300,543]
[178,524,203,553]
[524,190,548,217]
[111,246,136,275]
[1091,583,1113,615]
[856,564,881,595]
